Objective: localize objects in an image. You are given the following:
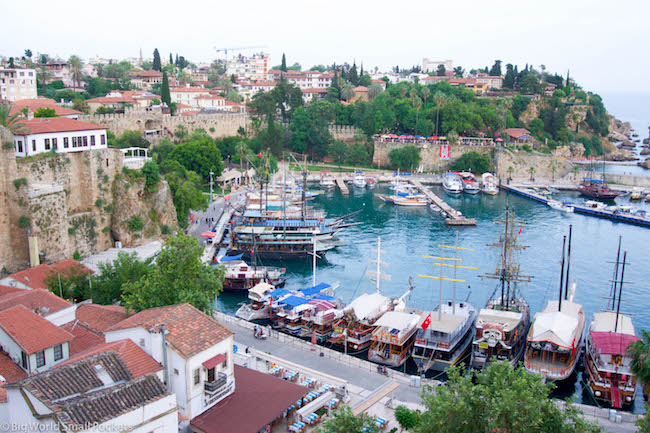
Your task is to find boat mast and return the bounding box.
[453,232,459,314]
[557,235,566,311]
[564,225,572,300]
[615,251,627,333]
[312,236,317,287]
[439,240,444,321]
[609,236,622,309]
[282,155,287,239]
[376,237,381,292]
[500,209,509,308]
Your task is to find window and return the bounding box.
[72,137,77,148]
[83,136,88,147]
[36,350,45,368]
[52,138,57,150]
[44,138,50,150]
[54,344,63,361]
[21,351,28,369]
[101,134,106,145]
[19,71,24,77]
[207,367,215,383]
[193,368,200,385]
[64,137,69,148]
[32,140,36,152]
[29,72,33,77]
[91,135,95,146]
[17,141,23,153]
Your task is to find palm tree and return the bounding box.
[37,66,52,85]
[341,84,355,102]
[433,92,449,136]
[507,166,515,180]
[0,103,27,134]
[412,96,422,134]
[367,83,381,100]
[529,166,536,182]
[67,55,84,89]
[421,87,430,107]
[572,164,580,180]
[628,331,650,399]
[550,161,557,181]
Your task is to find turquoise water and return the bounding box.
[217,184,650,410]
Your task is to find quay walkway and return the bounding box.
[335,174,349,195]
[409,179,477,226]
[500,184,650,229]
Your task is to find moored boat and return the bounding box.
[481,173,499,195]
[442,172,463,195]
[218,254,287,292]
[579,178,619,200]
[459,172,480,194]
[320,171,336,190]
[368,311,421,367]
[470,208,532,370]
[352,170,367,188]
[235,282,287,321]
[630,187,644,200]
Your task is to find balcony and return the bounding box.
[204,372,227,393]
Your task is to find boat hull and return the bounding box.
[413,333,473,372]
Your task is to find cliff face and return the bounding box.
[0,126,177,272]
[495,148,572,180]
[111,176,178,246]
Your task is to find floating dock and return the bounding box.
[336,174,349,195]
[500,184,650,228]
[409,179,477,226]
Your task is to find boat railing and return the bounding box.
[418,317,471,346]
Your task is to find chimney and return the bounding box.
[28,233,40,267]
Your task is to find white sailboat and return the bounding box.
[481,173,499,195]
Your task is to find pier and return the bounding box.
[336,174,349,195]
[409,179,477,226]
[500,184,650,228]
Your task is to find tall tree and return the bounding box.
[161,71,171,107]
[489,60,502,76]
[8,57,15,68]
[503,63,516,89]
[281,53,287,72]
[436,64,446,76]
[0,102,27,134]
[169,53,173,64]
[152,48,161,71]
[122,234,224,313]
[348,62,359,86]
[317,406,377,433]
[360,63,364,76]
[415,363,601,433]
[67,55,84,89]
[453,66,464,77]
[24,49,32,59]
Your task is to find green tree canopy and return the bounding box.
[161,71,171,107]
[388,145,420,170]
[415,362,601,433]
[45,262,93,303]
[152,48,161,71]
[90,251,153,305]
[122,234,224,313]
[168,138,224,182]
[449,151,494,174]
[317,406,378,433]
[34,107,58,118]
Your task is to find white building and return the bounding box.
[12,117,108,158]
[0,68,37,101]
[105,303,236,420]
[195,95,226,110]
[226,52,269,80]
[4,351,178,433]
[0,305,72,375]
[475,73,504,89]
[170,87,211,106]
[422,58,453,74]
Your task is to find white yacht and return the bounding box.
[320,172,336,190]
[481,173,499,195]
[442,172,463,194]
[352,170,367,188]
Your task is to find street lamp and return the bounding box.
[209,169,214,203]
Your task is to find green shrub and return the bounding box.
[72,250,82,261]
[18,216,30,228]
[127,216,145,232]
[13,178,27,190]
[104,203,114,213]
[95,199,104,208]
[68,227,76,235]
[161,224,171,235]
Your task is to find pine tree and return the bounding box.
[169,53,173,65]
[566,70,570,89]
[281,53,287,72]
[175,54,179,66]
[8,57,15,68]
[360,63,364,77]
[161,71,171,106]
[341,67,347,81]
[152,49,161,71]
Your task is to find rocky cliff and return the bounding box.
[0,126,177,272]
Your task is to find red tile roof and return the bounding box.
[138,70,163,78]
[195,95,225,100]
[354,86,368,92]
[6,259,92,290]
[301,88,328,94]
[0,305,73,355]
[9,98,82,117]
[170,87,209,93]
[0,351,27,402]
[75,304,129,333]
[85,96,137,104]
[191,365,308,433]
[180,110,198,116]
[60,321,104,355]
[55,339,162,378]
[504,128,532,139]
[108,303,233,358]
[13,118,106,136]
[0,288,72,315]
[0,285,23,297]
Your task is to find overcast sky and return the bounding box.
[1,0,649,94]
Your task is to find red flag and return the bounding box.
[258,151,263,157]
[518,226,523,235]
[269,296,273,306]
[421,313,431,330]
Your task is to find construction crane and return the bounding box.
[213,45,267,71]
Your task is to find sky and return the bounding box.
[1,0,649,95]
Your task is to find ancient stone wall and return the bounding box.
[329,125,359,143]
[0,132,177,272]
[373,140,494,171]
[78,109,249,139]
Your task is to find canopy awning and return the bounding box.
[220,253,244,262]
[590,331,640,356]
[269,288,289,298]
[202,353,227,369]
[201,231,216,238]
[301,283,331,297]
[280,296,308,308]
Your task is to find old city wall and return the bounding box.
[373,140,573,179]
[78,111,250,139]
[329,125,359,143]
[0,128,177,272]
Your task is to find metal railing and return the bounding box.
[204,372,228,393]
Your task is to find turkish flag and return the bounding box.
[258,151,263,157]
[518,226,523,235]
[269,296,273,306]
[421,313,432,330]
